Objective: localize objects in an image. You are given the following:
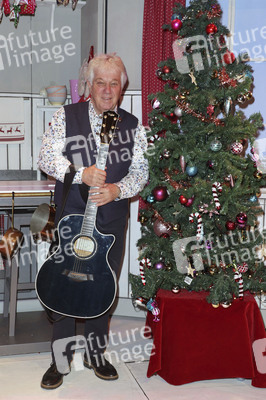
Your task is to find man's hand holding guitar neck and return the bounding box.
[82,165,121,206]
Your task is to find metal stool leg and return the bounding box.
[3,263,11,318]
[9,256,19,337]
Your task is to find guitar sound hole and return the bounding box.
[73,236,96,259]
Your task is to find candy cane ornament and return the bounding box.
[139,258,151,285]
[212,182,222,210]
[189,212,203,240]
[234,270,244,300]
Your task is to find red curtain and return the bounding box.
[141,0,186,126]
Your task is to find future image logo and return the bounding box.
[0,6,76,71]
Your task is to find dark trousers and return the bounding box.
[50,217,127,365]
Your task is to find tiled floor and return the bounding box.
[0,316,266,400]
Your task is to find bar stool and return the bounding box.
[1,193,27,336]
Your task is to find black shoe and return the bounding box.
[84,355,118,380]
[41,363,67,389]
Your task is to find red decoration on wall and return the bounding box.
[141,0,186,127]
[20,0,36,15]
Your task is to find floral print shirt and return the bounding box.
[37,100,149,199]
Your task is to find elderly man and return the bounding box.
[37,53,149,389]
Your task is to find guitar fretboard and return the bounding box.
[81,143,109,236]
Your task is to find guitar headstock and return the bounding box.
[100,111,119,144]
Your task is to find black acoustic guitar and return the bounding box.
[35,111,119,318]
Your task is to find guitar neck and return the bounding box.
[81,143,109,236]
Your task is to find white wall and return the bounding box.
[0,1,82,94]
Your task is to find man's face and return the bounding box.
[88,65,122,115]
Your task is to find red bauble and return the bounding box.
[179,195,188,205]
[223,51,236,64]
[152,186,168,202]
[171,18,183,31]
[206,23,218,35]
[162,65,171,74]
[225,221,236,230]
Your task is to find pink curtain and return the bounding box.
[141,0,186,126]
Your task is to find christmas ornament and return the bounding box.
[218,68,237,88]
[162,149,171,159]
[221,301,232,308]
[172,286,180,294]
[152,186,168,202]
[237,263,248,273]
[174,107,183,117]
[234,270,244,300]
[207,104,215,116]
[212,303,220,308]
[146,194,155,203]
[225,220,236,230]
[153,219,172,237]
[210,139,222,152]
[171,18,183,31]
[219,34,226,46]
[152,98,161,109]
[174,98,224,126]
[146,299,160,322]
[185,43,192,54]
[179,195,188,205]
[231,142,243,155]
[236,212,247,225]
[139,215,148,224]
[162,65,171,74]
[189,212,203,240]
[154,260,165,270]
[186,165,198,177]
[199,203,219,218]
[206,23,217,35]
[212,182,222,210]
[3,0,11,16]
[223,51,236,64]
[224,97,234,116]
[254,171,262,180]
[134,297,147,307]
[249,195,258,202]
[156,68,163,78]
[139,261,146,285]
[185,197,195,207]
[207,160,215,169]
[139,258,151,286]
[207,4,222,19]
[180,155,186,172]
[189,71,197,85]
[236,94,246,104]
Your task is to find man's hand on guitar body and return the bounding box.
[82,165,106,187]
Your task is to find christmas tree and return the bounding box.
[130,0,266,310]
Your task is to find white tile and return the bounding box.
[127,361,266,400]
[0,352,147,400]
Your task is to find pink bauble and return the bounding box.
[152,186,168,202]
[171,18,183,31]
[154,261,165,270]
[185,197,194,207]
[236,212,247,224]
[153,219,172,237]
